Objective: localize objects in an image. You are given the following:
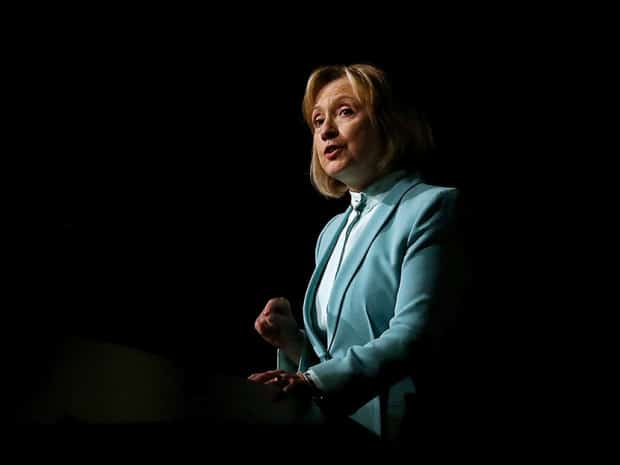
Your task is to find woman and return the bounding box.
[248,64,466,444]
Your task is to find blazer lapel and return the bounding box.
[326,174,423,353]
[302,212,350,362]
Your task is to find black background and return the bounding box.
[8,23,474,421]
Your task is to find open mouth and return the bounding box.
[324,145,344,159]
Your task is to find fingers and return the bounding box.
[256,307,288,333]
[281,379,296,393]
[267,373,296,389]
[247,370,297,386]
[264,297,290,316]
[255,297,293,338]
[254,314,278,338]
[248,371,311,400]
[282,374,309,393]
[247,369,285,384]
[262,298,277,316]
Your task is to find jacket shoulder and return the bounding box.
[397,182,461,237]
[401,181,459,208]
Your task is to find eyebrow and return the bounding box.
[312,96,357,113]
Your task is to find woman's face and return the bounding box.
[312,77,385,192]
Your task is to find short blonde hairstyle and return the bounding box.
[302,64,433,198]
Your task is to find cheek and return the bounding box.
[357,125,382,159]
[314,133,327,151]
[347,118,372,143]
[315,144,328,169]
[347,126,372,156]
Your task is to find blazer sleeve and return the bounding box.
[276,347,298,373]
[276,331,321,372]
[309,188,465,415]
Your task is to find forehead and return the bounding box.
[314,77,357,109]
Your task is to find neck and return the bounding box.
[347,167,394,193]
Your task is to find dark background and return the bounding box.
[8,27,473,422]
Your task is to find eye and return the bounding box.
[339,107,354,117]
[313,116,324,128]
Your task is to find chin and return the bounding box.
[322,159,350,178]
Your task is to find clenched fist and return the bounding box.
[254,297,304,362]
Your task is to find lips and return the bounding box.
[324,144,344,160]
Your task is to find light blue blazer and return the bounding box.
[278,173,464,440]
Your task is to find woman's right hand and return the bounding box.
[254,297,302,352]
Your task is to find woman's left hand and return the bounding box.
[248,369,310,394]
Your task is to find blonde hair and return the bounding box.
[302,64,433,198]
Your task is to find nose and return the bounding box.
[320,118,338,141]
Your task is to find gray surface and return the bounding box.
[18,337,184,423]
